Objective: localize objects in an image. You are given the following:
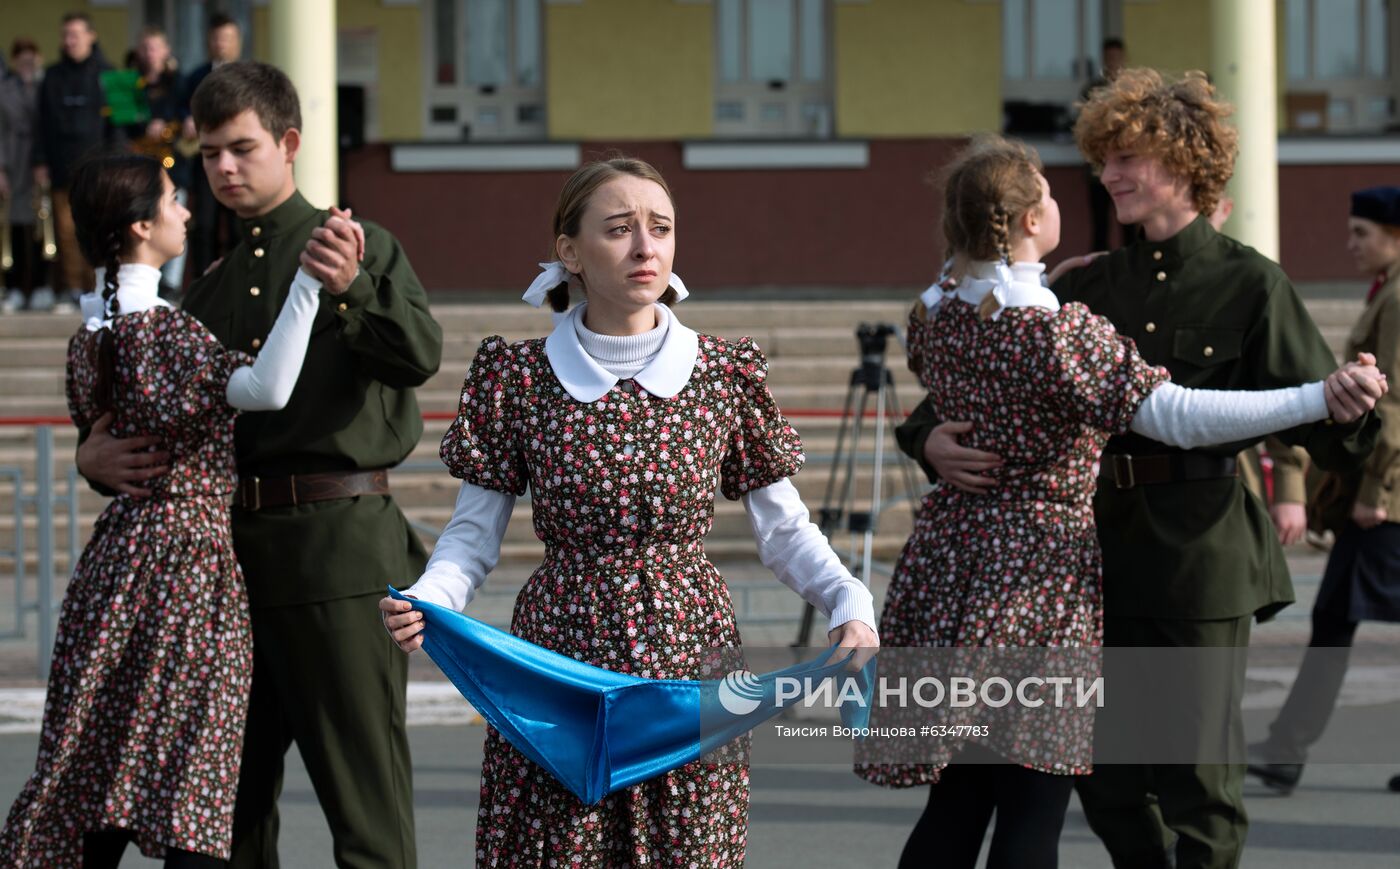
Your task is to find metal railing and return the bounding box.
[0,423,82,679]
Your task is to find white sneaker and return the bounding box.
[51,297,78,315]
[1,289,22,313]
[29,286,54,311]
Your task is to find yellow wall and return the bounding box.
[1122,0,1212,75]
[339,0,423,140]
[834,0,1001,136]
[546,0,713,140]
[3,2,129,67]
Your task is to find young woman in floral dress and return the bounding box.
[379,157,879,866]
[0,153,347,867]
[855,136,1384,869]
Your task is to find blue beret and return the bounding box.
[1351,187,1400,227]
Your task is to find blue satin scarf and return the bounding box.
[388,588,875,805]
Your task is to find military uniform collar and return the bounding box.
[239,190,318,246]
[1140,213,1215,264]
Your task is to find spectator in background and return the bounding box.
[1080,38,1127,252]
[128,25,191,297]
[33,11,123,313]
[1,38,48,312]
[181,12,241,279]
[1249,187,1400,796]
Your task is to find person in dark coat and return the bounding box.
[0,38,47,312]
[180,12,241,280]
[1248,186,1400,794]
[32,12,122,311]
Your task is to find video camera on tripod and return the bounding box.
[794,322,922,648]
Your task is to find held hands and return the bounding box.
[300,206,367,295]
[1324,353,1387,424]
[923,421,1003,494]
[76,412,169,498]
[379,594,424,653]
[828,620,879,671]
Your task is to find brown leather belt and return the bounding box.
[1099,453,1238,490]
[233,469,390,511]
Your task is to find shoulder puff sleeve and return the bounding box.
[439,337,529,496]
[1043,302,1170,435]
[166,310,254,433]
[720,338,806,501]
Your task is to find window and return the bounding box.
[1002,0,1108,134]
[425,0,545,140]
[714,0,832,138]
[1284,0,1394,132]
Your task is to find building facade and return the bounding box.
[7,0,1398,289]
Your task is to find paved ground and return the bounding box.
[2,547,1399,866]
[1,724,1397,867]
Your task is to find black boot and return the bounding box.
[1245,742,1303,794]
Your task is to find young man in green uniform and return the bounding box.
[896,69,1379,869]
[78,62,442,868]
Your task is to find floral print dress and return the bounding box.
[0,308,254,865]
[443,333,804,867]
[857,296,1168,788]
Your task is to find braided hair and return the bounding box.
[68,154,166,412]
[937,136,1045,321]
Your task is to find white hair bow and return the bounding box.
[985,261,1015,321]
[521,262,691,308]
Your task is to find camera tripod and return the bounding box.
[794,322,922,648]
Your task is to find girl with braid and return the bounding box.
[857,136,1386,869]
[0,153,347,867]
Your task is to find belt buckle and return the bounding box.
[244,476,261,511]
[1111,455,1135,490]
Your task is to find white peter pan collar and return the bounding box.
[80,263,173,331]
[545,303,699,402]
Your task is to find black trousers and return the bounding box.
[5,223,47,297]
[898,745,1075,869]
[1263,608,1360,763]
[82,828,225,868]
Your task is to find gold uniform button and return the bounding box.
[337,302,348,312]
[1153,250,1163,261]
[251,226,262,237]
[249,286,260,297]
[1156,271,1167,282]
[1145,322,1157,333]
[1203,346,1215,358]
[251,338,262,350]
[253,247,265,258]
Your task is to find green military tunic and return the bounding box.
[1054,215,1376,622]
[181,190,442,869]
[182,190,442,609]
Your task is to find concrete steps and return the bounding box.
[0,295,1363,569]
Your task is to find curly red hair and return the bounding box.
[1074,68,1238,217]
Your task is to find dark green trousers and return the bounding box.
[229,592,416,868]
[1075,615,1251,869]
